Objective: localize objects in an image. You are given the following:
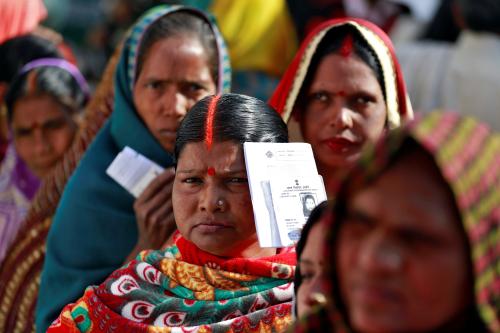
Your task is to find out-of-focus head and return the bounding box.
[456,0,500,33]
[0,34,61,102]
[5,58,89,178]
[172,93,287,257]
[295,201,330,318]
[317,112,499,333]
[269,19,412,175]
[124,5,230,153]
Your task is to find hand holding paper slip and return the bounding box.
[243,142,327,248]
[106,147,165,198]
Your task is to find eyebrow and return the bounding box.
[13,116,67,131]
[176,168,247,175]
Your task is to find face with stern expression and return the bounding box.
[133,35,216,153]
[172,141,270,258]
[299,53,386,171]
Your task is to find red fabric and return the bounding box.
[269,17,410,120]
[0,0,47,44]
[176,237,297,276]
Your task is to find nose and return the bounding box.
[162,86,188,118]
[32,129,51,155]
[199,181,226,213]
[328,100,354,130]
[358,231,403,274]
[306,276,328,308]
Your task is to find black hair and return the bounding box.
[298,25,386,109]
[0,34,61,83]
[136,11,218,84]
[174,93,288,162]
[5,66,88,122]
[294,200,330,315]
[457,0,500,33]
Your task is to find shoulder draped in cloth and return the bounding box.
[36,5,231,333]
[290,111,500,332]
[48,236,295,332]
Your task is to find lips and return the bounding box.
[322,137,360,153]
[351,283,403,307]
[158,129,177,140]
[193,220,232,234]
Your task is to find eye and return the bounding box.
[43,118,67,131]
[182,177,203,185]
[341,210,373,236]
[350,94,377,109]
[299,269,315,281]
[227,177,248,184]
[145,81,164,90]
[179,82,207,97]
[309,91,329,103]
[398,229,440,248]
[14,128,32,138]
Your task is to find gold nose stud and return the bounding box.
[310,292,328,306]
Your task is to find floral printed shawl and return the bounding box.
[48,236,295,333]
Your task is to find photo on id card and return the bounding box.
[270,175,327,246]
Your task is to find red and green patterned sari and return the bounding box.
[48,236,296,333]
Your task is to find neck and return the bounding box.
[318,163,348,198]
[237,242,277,258]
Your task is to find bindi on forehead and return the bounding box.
[207,166,216,176]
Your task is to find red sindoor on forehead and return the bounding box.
[204,95,221,151]
[339,34,354,58]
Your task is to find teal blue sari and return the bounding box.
[36,5,230,332]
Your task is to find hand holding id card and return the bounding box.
[244,142,327,247]
[106,147,164,198]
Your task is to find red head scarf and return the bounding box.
[269,18,413,129]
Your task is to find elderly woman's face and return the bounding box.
[133,35,216,153]
[12,94,77,178]
[172,141,261,257]
[301,53,386,170]
[336,150,472,333]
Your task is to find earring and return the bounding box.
[216,199,224,207]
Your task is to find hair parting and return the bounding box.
[204,94,220,150]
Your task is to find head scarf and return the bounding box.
[0,57,89,264]
[36,6,231,333]
[269,18,413,136]
[47,236,296,332]
[0,0,47,44]
[292,111,500,332]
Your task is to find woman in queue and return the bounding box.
[36,5,231,332]
[47,93,296,332]
[295,111,500,332]
[269,18,413,194]
[0,58,88,263]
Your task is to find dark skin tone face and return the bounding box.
[336,150,472,333]
[12,94,77,178]
[298,53,386,192]
[173,141,275,258]
[133,35,216,153]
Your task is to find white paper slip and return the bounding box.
[106,146,164,198]
[243,142,322,247]
[270,175,327,246]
